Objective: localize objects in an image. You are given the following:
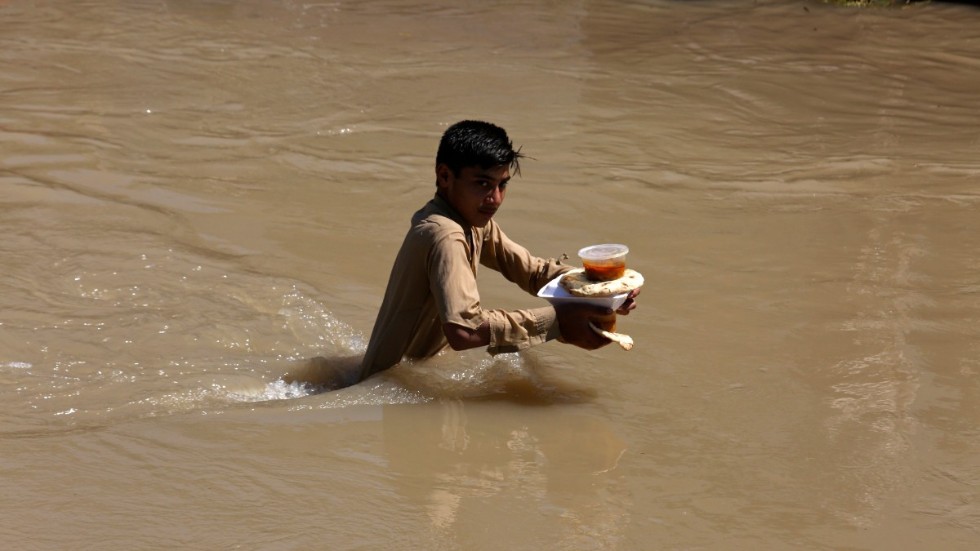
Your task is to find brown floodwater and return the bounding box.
[3,0,980,549]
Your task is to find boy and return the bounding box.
[358,120,638,381]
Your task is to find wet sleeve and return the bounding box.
[483,305,562,355]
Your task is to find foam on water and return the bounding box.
[228,379,320,402]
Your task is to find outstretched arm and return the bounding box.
[444,301,639,352]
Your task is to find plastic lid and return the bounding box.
[578,244,629,260]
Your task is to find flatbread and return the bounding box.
[560,268,644,298]
[589,322,634,351]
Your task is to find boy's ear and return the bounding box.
[435,163,452,189]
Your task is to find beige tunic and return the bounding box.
[360,194,571,378]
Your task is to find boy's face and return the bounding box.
[436,163,510,228]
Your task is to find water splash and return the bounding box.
[227,379,319,402]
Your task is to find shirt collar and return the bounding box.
[429,192,471,229]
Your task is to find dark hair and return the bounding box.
[435,120,523,177]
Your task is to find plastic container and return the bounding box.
[577,244,629,281]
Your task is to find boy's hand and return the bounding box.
[555,303,617,350]
[615,288,640,315]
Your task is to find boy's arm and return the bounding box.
[443,302,616,353]
[479,222,572,295]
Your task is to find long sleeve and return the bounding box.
[483,304,562,355]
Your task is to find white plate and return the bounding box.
[537,273,629,310]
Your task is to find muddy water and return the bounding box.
[3,0,980,549]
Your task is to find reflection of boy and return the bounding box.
[358,120,637,382]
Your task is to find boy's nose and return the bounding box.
[485,186,502,205]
